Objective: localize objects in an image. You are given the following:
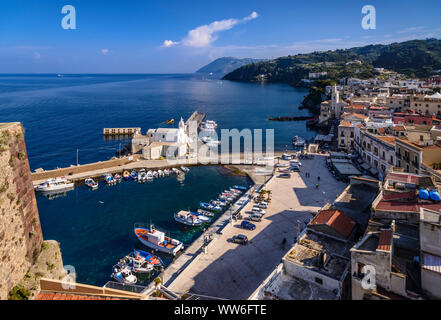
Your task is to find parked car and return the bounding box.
[278,173,291,179]
[252,207,266,215]
[248,214,263,222]
[240,220,256,230]
[232,234,248,245]
[290,166,300,172]
[257,202,268,209]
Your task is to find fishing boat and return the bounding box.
[171,168,179,174]
[193,213,211,223]
[114,173,122,183]
[292,135,306,147]
[180,166,190,173]
[111,265,137,284]
[123,170,130,181]
[104,174,115,185]
[84,178,98,190]
[197,209,215,217]
[157,170,164,177]
[134,224,184,256]
[200,202,222,212]
[117,250,163,274]
[152,171,158,178]
[130,170,138,180]
[34,177,75,193]
[174,210,204,226]
[163,169,170,176]
[146,170,154,180]
[138,169,146,183]
[164,119,175,125]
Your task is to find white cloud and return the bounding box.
[101,49,109,55]
[162,40,180,47]
[163,11,258,48]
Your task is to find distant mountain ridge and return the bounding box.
[196,57,265,75]
[222,38,441,84]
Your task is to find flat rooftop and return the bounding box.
[284,231,351,281]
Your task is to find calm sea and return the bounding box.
[0,74,314,286]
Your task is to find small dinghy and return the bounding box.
[123,170,130,181]
[130,170,138,180]
[114,173,122,183]
[197,209,215,217]
[85,178,98,190]
[181,166,190,173]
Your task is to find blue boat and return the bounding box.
[132,249,163,267]
[130,170,138,180]
[233,185,247,191]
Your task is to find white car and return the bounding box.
[252,207,266,215]
[257,202,268,209]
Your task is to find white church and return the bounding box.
[131,117,189,160]
[318,85,348,125]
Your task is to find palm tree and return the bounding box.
[266,190,272,201]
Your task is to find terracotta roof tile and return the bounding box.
[377,230,392,251]
[339,120,352,127]
[310,209,356,238]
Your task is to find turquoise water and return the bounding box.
[0,74,312,286]
[36,166,251,286]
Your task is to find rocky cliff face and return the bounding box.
[0,123,44,299]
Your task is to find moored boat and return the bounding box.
[197,209,215,217]
[134,224,183,256]
[292,135,306,147]
[104,174,115,185]
[114,173,122,183]
[84,178,98,190]
[174,210,204,226]
[111,265,137,284]
[146,170,154,180]
[180,166,189,173]
[130,170,138,180]
[34,177,75,193]
[123,170,130,181]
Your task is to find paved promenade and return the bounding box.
[167,154,347,299]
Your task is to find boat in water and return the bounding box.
[116,249,163,274]
[157,170,164,177]
[180,166,190,173]
[103,173,114,185]
[84,178,98,190]
[171,168,180,174]
[292,135,306,147]
[134,224,183,256]
[233,185,247,191]
[123,170,130,181]
[200,120,218,131]
[164,119,175,125]
[34,177,75,193]
[197,209,215,217]
[200,202,222,212]
[146,170,154,180]
[111,265,137,284]
[114,173,122,183]
[174,210,204,226]
[163,169,170,176]
[130,170,138,180]
[138,169,146,183]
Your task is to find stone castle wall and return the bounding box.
[0,123,43,299]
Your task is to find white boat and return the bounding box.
[197,209,215,217]
[158,170,164,177]
[171,168,180,174]
[153,171,158,178]
[84,178,98,190]
[34,177,75,193]
[163,169,170,176]
[174,210,204,226]
[292,135,306,147]
[111,265,137,285]
[135,224,183,256]
[201,136,220,145]
[146,171,154,180]
[138,169,146,183]
[180,166,190,173]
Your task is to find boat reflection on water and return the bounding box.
[39,190,71,200]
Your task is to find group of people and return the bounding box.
[304,171,320,188]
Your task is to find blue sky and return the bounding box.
[0,0,440,73]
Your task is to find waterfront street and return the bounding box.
[167,154,347,299]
